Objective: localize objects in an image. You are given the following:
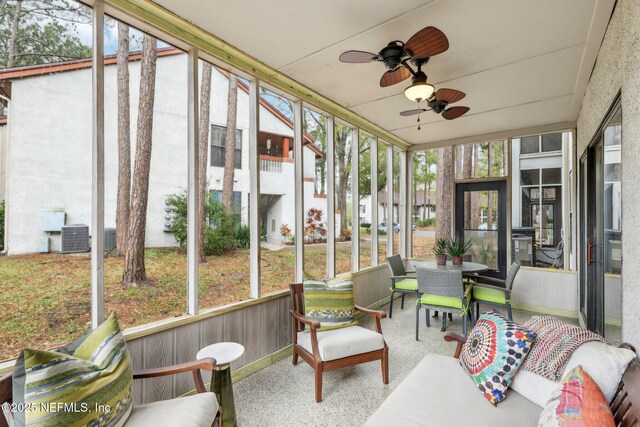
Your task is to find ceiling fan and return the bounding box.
[400,88,470,130]
[339,26,470,128]
[339,26,449,92]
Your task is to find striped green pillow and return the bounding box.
[303,273,357,331]
[14,313,133,427]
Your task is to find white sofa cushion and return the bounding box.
[364,354,542,427]
[297,325,384,361]
[511,341,635,407]
[126,392,218,427]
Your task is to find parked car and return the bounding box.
[379,222,400,233]
[478,223,498,230]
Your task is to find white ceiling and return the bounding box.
[153,0,614,146]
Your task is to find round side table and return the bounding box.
[197,342,244,427]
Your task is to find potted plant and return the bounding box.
[434,238,448,265]
[446,235,472,265]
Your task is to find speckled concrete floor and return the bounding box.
[233,297,575,427]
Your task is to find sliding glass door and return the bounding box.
[579,98,622,342]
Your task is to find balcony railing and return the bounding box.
[260,156,283,173]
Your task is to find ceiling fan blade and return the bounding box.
[435,88,466,104]
[405,26,449,59]
[400,109,427,116]
[380,67,411,87]
[442,106,470,120]
[339,50,379,63]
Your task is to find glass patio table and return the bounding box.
[412,260,489,274]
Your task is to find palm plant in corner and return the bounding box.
[434,238,448,265]
[446,235,473,266]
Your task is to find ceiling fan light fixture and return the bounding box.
[404,80,435,103]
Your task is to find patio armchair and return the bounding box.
[0,358,222,427]
[470,262,520,320]
[386,254,418,318]
[289,283,389,402]
[415,268,474,340]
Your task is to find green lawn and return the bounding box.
[0,236,432,361]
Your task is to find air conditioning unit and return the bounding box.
[104,228,116,252]
[61,224,90,253]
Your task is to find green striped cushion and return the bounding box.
[303,273,357,331]
[15,313,133,427]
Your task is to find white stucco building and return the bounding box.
[0,50,325,255]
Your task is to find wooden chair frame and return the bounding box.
[0,357,222,427]
[289,283,389,402]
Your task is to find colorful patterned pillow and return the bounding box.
[538,365,615,427]
[460,310,537,405]
[303,273,357,331]
[12,313,133,427]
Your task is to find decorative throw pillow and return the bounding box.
[303,273,357,331]
[538,365,615,427]
[460,310,537,405]
[12,313,133,427]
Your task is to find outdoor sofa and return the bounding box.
[364,332,640,427]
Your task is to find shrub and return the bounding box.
[339,228,351,241]
[304,208,327,243]
[235,224,250,249]
[415,218,436,227]
[166,190,237,256]
[280,223,291,239]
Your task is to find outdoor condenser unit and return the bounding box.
[104,228,116,252]
[60,224,90,253]
[512,227,536,267]
[512,237,533,266]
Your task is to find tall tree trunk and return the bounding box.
[7,0,23,69]
[115,22,131,255]
[198,62,213,262]
[471,145,480,228]
[335,128,350,231]
[463,145,473,230]
[487,191,494,230]
[222,74,238,212]
[426,181,431,220]
[436,147,452,240]
[123,35,157,285]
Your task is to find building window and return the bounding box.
[211,190,242,223]
[211,124,242,168]
[520,132,563,155]
[520,168,562,247]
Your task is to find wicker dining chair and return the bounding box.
[471,262,520,320]
[415,268,474,340]
[386,255,418,318]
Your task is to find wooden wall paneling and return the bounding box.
[222,309,245,371]
[143,329,174,403]
[199,315,224,384]
[173,322,201,396]
[243,304,263,364]
[200,315,225,347]
[277,295,292,349]
[261,298,280,356]
[126,338,145,405]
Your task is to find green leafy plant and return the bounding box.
[415,218,436,227]
[166,190,237,256]
[446,235,473,257]
[433,238,447,255]
[280,223,291,239]
[235,225,250,249]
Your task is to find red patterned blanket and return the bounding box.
[522,316,607,381]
